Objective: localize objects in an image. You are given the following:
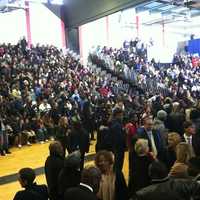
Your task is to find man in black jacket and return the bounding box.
[188,157,200,183]
[45,141,64,200]
[13,168,48,200]
[64,166,101,200]
[182,121,199,157]
[110,107,126,171]
[134,161,200,200]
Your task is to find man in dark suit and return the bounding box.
[137,117,165,161]
[182,121,200,157]
[64,166,101,200]
[13,168,48,200]
[45,141,64,200]
[109,107,126,171]
[135,161,200,200]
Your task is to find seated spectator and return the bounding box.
[12,85,21,99]
[39,99,51,113]
[95,150,128,200]
[169,142,191,178]
[21,118,36,146]
[13,167,48,200]
[58,151,81,200]
[35,115,47,144]
[64,166,101,200]
[42,113,55,140]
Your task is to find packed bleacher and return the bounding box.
[90,40,200,99]
[1,39,200,200]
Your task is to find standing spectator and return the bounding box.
[135,161,200,200]
[167,102,185,135]
[183,121,199,157]
[0,115,11,155]
[95,150,128,200]
[56,116,70,156]
[109,107,126,171]
[165,132,181,171]
[153,110,168,147]
[64,166,101,200]
[58,151,81,200]
[137,117,165,161]
[129,139,154,194]
[187,157,200,182]
[169,142,191,178]
[69,120,90,171]
[45,141,64,200]
[190,109,200,156]
[82,100,95,141]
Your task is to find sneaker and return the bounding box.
[18,144,22,148]
[27,142,32,146]
[45,139,49,142]
[40,141,44,144]
[50,137,54,141]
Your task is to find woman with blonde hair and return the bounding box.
[95,150,128,200]
[165,132,181,170]
[129,139,155,194]
[169,142,192,178]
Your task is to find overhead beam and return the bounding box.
[63,0,149,28]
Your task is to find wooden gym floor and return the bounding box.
[0,141,129,200]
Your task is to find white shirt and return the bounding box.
[184,133,195,156]
[184,133,192,145]
[80,183,93,192]
[147,130,158,157]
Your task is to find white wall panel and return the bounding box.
[29,3,62,47]
[0,9,26,44]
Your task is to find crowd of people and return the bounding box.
[90,39,200,99]
[1,38,200,200]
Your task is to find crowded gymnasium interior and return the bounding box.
[1,0,200,199]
